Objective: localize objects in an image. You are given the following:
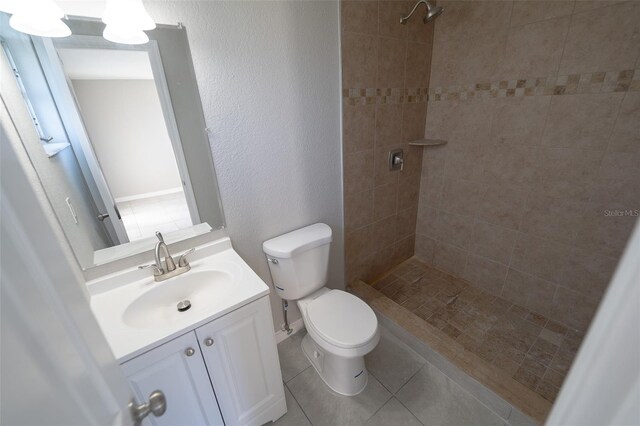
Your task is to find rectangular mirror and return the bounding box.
[0,15,225,270]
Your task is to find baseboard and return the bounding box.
[115,187,182,203]
[275,318,305,343]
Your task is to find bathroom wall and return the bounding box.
[415,0,640,331]
[73,79,182,201]
[341,0,434,285]
[60,1,343,332]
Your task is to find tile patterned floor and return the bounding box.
[118,191,192,241]
[368,258,585,404]
[273,327,515,426]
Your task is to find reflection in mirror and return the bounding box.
[57,46,196,242]
[0,15,225,271]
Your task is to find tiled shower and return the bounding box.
[342,0,640,421]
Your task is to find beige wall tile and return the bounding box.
[405,42,433,88]
[377,36,407,88]
[510,1,575,27]
[344,149,375,194]
[343,103,376,153]
[520,193,586,244]
[419,174,443,206]
[374,181,398,220]
[470,220,518,265]
[502,269,556,316]
[498,16,570,80]
[435,1,512,43]
[397,170,421,211]
[375,103,404,146]
[402,102,428,143]
[574,202,637,258]
[345,189,374,232]
[511,234,570,284]
[444,143,487,181]
[608,92,640,153]
[397,206,418,239]
[415,234,437,263]
[421,143,447,177]
[540,93,624,150]
[372,214,398,251]
[440,178,482,218]
[342,0,378,35]
[560,248,617,300]
[424,100,456,140]
[436,210,475,249]
[598,150,640,182]
[489,96,551,146]
[416,203,438,238]
[482,145,538,188]
[572,0,625,13]
[346,225,374,260]
[342,32,378,88]
[433,240,468,276]
[407,10,435,43]
[463,254,509,295]
[476,183,527,230]
[378,1,408,39]
[532,147,604,201]
[559,2,640,75]
[551,286,599,331]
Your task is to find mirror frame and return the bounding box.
[3,16,226,272]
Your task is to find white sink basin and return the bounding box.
[123,270,234,328]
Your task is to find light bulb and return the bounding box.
[7,0,71,38]
[103,25,149,45]
[102,0,155,31]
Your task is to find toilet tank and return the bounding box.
[262,223,332,300]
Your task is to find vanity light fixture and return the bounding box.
[2,0,71,38]
[102,0,156,45]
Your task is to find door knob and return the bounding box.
[129,390,167,426]
[97,213,110,221]
[185,347,195,356]
[204,337,214,346]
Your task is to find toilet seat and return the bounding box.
[305,290,377,349]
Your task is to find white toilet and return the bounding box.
[263,223,379,396]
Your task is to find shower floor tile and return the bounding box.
[364,257,585,416]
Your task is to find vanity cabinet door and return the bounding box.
[196,296,286,426]
[120,332,224,426]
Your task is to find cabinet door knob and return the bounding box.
[204,338,214,346]
[185,347,195,357]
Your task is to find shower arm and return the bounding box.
[400,0,429,24]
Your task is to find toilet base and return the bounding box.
[301,334,368,396]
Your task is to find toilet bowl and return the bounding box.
[297,287,379,395]
[263,223,379,396]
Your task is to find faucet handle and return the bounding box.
[178,248,195,267]
[155,231,165,243]
[139,263,162,275]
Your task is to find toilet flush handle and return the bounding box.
[267,258,279,265]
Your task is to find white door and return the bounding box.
[196,296,286,426]
[31,37,129,244]
[1,110,153,425]
[121,332,225,426]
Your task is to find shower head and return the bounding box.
[400,0,443,25]
[423,4,444,23]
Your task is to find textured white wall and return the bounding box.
[61,1,344,330]
[72,79,182,200]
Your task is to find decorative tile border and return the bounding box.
[342,69,640,105]
[342,87,429,106]
[427,68,640,102]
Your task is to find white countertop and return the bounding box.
[88,237,270,363]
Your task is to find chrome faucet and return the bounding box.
[139,232,195,282]
[155,232,176,273]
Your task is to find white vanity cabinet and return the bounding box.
[121,332,225,426]
[120,296,286,426]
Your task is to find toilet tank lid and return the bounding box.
[263,223,332,258]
